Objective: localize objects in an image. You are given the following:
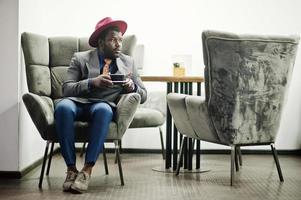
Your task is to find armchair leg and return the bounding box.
[230,145,235,186]
[103,146,109,175]
[46,142,55,176]
[39,141,50,188]
[176,136,186,176]
[271,143,284,182]
[80,142,86,157]
[114,140,122,164]
[159,127,166,160]
[234,146,239,172]
[114,140,124,186]
[237,146,242,166]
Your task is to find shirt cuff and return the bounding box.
[88,78,93,90]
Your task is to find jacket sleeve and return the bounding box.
[62,53,90,97]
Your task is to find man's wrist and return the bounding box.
[88,78,94,90]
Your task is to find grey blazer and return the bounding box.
[63,49,147,106]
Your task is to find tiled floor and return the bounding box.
[0,153,301,200]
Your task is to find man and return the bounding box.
[54,17,147,193]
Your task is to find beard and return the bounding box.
[103,45,120,59]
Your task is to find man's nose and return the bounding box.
[115,41,121,48]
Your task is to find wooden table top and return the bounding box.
[140,75,204,83]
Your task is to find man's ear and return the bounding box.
[98,39,104,49]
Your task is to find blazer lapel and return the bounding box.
[86,49,100,78]
[116,54,130,75]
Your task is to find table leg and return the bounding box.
[196,140,200,169]
[188,83,193,170]
[165,82,173,169]
[183,82,189,169]
[153,80,209,174]
[196,82,202,169]
[179,82,184,167]
[172,82,179,171]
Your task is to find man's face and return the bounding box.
[102,30,123,59]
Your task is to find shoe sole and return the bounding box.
[70,185,87,194]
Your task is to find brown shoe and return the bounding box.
[63,170,78,192]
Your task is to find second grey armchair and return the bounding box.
[167,30,299,185]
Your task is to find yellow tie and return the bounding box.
[102,58,112,75]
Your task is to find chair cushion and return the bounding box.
[49,37,78,67]
[21,32,49,66]
[129,108,165,128]
[26,64,51,96]
[121,35,137,56]
[79,37,94,52]
[51,66,68,99]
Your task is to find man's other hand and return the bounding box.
[122,78,135,92]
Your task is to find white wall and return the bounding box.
[1,0,301,171]
[0,0,20,171]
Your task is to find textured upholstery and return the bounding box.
[49,37,78,67]
[203,30,299,145]
[167,30,299,185]
[21,32,141,142]
[21,32,49,66]
[168,30,299,146]
[21,32,51,96]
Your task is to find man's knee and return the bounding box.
[91,103,113,118]
[55,99,76,117]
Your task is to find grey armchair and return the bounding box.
[21,32,141,188]
[167,30,299,185]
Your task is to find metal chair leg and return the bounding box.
[176,136,186,176]
[114,140,124,186]
[46,142,55,176]
[80,142,86,157]
[235,146,239,172]
[230,145,235,186]
[39,141,50,188]
[103,146,109,175]
[114,148,118,164]
[271,143,284,182]
[159,127,166,160]
[114,140,122,164]
[119,140,122,153]
[237,146,242,166]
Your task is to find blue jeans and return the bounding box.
[54,99,113,167]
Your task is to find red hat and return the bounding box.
[89,17,127,47]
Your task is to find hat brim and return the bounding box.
[89,20,127,47]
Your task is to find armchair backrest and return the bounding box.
[202,30,299,145]
[21,32,137,100]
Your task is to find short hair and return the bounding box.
[98,26,120,41]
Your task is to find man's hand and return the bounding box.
[91,74,113,88]
[122,78,135,92]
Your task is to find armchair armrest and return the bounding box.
[139,91,166,117]
[115,93,141,137]
[167,93,197,139]
[22,92,54,140]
